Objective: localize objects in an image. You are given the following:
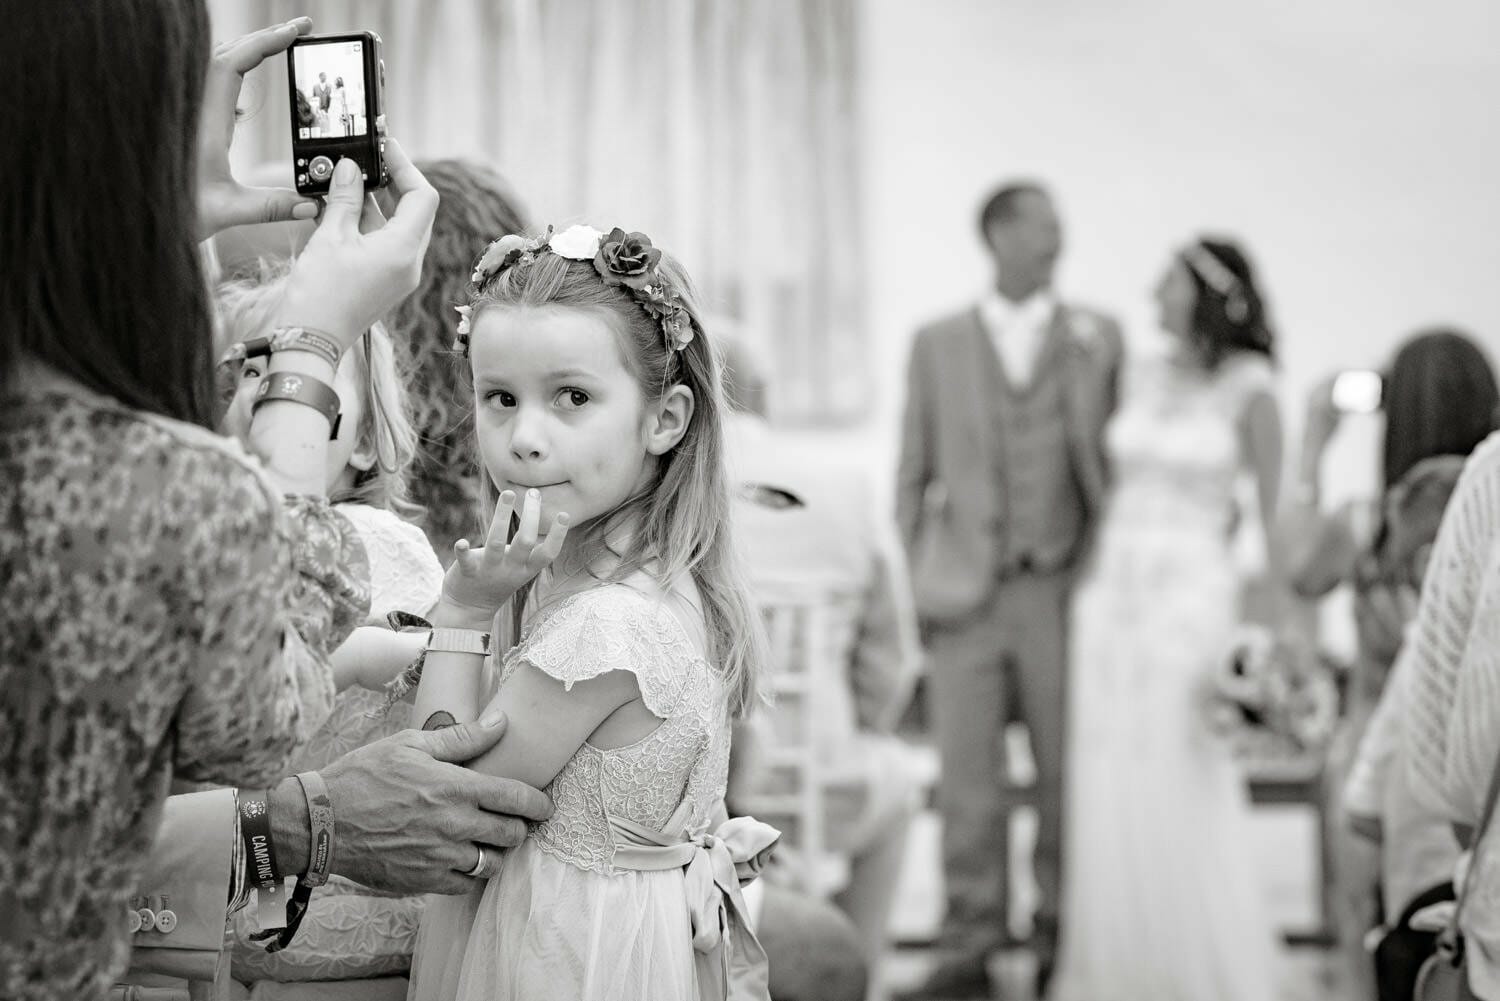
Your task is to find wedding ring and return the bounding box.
[465,847,487,878]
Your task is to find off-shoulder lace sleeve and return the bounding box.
[515,587,706,720]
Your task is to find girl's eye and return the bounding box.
[557,389,590,410]
[485,390,516,407]
[241,363,262,381]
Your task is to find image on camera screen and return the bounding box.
[293,41,368,140]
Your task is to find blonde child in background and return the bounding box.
[404,225,777,1001]
[216,264,444,984]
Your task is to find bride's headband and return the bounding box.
[1180,243,1250,324]
[454,224,694,357]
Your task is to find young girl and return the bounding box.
[406,226,776,1001]
[216,267,444,981]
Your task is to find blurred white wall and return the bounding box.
[832,0,1500,513]
[212,1,1500,510]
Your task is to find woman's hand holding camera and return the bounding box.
[197,18,321,240]
[195,17,438,353]
[275,138,438,351]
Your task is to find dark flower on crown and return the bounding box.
[454,224,694,356]
[594,228,662,291]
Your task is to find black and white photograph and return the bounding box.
[3,2,1498,1001]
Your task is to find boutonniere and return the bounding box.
[1067,311,1104,353]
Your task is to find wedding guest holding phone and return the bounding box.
[1284,329,1499,999]
[0,5,529,998]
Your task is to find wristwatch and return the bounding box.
[427,627,491,657]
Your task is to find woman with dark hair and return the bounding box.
[1051,237,1284,1001]
[1291,329,1499,671]
[1286,328,1498,1000]
[0,5,439,998]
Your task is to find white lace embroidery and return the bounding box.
[498,585,730,876]
[334,503,445,619]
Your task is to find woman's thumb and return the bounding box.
[320,157,365,231]
[420,709,508,763]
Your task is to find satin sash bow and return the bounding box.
[610,803,779,1001]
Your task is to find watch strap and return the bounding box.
[428,627,491,657]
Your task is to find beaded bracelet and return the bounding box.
[219,326,343,371]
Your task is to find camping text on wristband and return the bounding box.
[251,371,343,440]
[239,789,289,933]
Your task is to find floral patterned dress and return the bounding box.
[0,382,368,1001]
[233,502,445,984]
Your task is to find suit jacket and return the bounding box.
[895,301,1124,623]
[112,790,240,999]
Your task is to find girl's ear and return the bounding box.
[349,429,378,474]
[645,385,695,456]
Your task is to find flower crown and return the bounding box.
[454,224,694,356]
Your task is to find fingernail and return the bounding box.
[556,513,571,526]
[334,158,359,184]
[454,539,470,553]
[500,490,515,502]
[291,201,318,220]
[481,708,505,728]
[528,489,539,500]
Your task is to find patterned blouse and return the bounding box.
[0,385,370,1001]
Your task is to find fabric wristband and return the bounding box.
[269,326,343,369]
[238,789,288,933]
[220,328,342,372]
[251,371,342,440]
[295,771,335,888]
[260,775,334,954]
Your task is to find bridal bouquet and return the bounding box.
[1205,625,1339,760]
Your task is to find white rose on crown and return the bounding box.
[549,225,606,261]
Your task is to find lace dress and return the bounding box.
[407,583,735,1001]
[1051,352,1280,1001]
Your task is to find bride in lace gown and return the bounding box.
[1051,239,1284,1001]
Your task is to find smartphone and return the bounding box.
[287,32,387,195]
[1331,369,1384,415]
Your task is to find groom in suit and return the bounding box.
[894,182,1122,1000]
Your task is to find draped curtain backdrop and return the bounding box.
[212,0,868,424]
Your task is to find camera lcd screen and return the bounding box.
[292,40,369,140]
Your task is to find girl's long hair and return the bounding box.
[471,248,765,718]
